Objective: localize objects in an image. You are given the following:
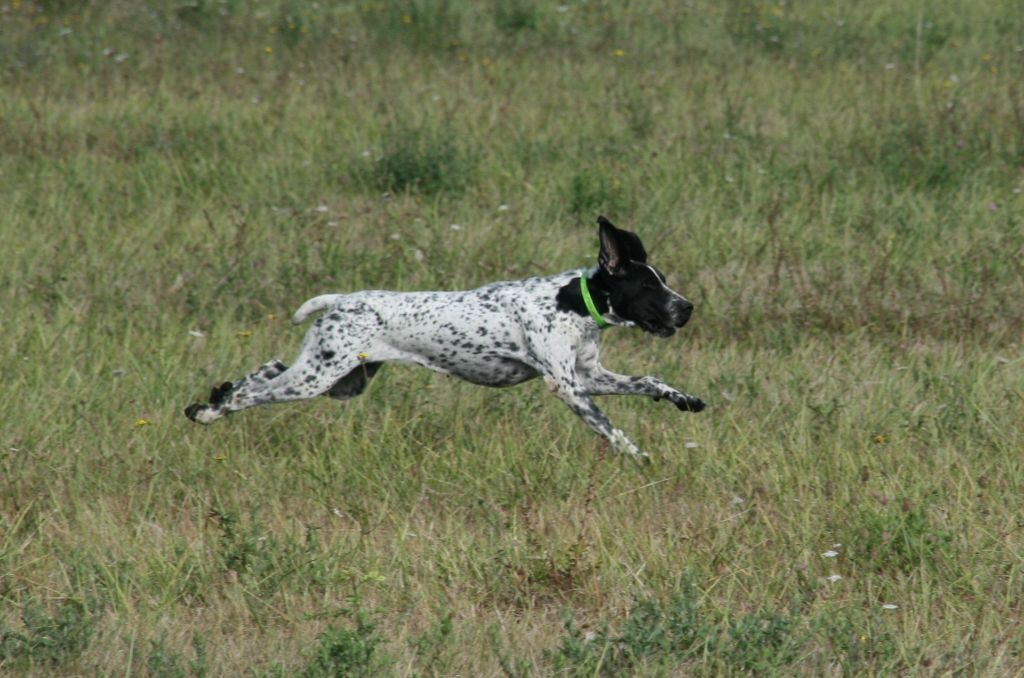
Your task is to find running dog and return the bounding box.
[185,216,705,460]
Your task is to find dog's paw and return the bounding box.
[184,403,223,424]
[608,429,647,460]
[184,403,207,422]
[671,393,705,413]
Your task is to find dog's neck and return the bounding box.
[555,267,611,321]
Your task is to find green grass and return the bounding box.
[2,0,1023,674]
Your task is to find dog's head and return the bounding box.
[592,216,693,337]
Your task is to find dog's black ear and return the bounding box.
[597,216,647,275]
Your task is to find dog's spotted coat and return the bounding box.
[185,217,705,460]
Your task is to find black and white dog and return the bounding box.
[185,216,704,460]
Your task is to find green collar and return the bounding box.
[580,275,609,329]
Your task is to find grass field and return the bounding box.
[2,0,1023,674]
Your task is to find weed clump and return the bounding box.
[363,123,474,196]
[359,0,462,53]
[493,0,539,35]
[0,599,94,669]
[145,634,208,678]
[548,591,903,675]
[302,613,390,678]
[565,168,625,216]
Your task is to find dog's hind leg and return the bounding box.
[184,359,288,422]
[185,353,361,423]
[186,301,388,423]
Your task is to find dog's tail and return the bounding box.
[292,294,343,324]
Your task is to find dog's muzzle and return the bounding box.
[672,300,694,328]
[644,299,693,338]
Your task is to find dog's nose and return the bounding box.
[675,301,693,327]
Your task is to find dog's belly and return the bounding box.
[395,350,537,387]
[440,357,539,387]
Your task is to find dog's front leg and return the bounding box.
[543,375,649,461]
[582,368,705,412]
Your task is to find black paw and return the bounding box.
[209,381,234,406]
[673,394,705,413]
[184,403,206,421]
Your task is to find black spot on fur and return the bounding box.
[209,381,233,406]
